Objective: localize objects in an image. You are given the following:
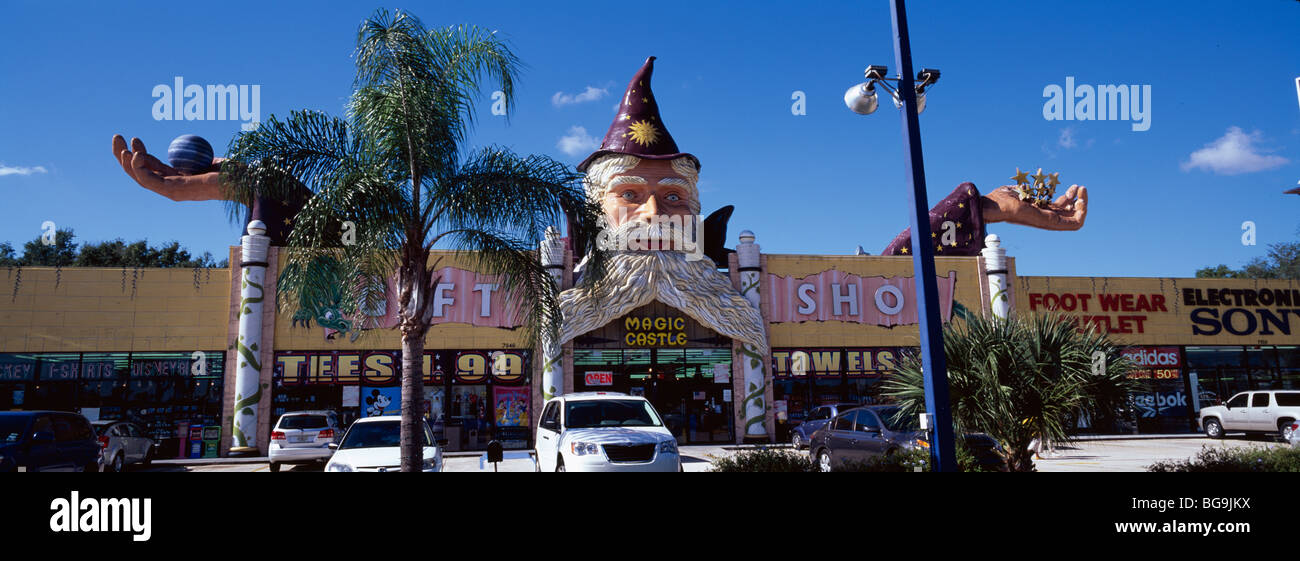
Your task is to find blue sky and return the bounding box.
[1,0,1298,277]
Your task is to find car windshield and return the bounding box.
[0,416,32,443]
[339,421,430,449]
[877,407,919,432]
[279,415,329,430]
[565,400,663,428]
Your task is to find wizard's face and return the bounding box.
[601,159,697,228]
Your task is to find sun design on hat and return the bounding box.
[625,120,661,147]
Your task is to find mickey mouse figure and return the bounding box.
[365,389,392,417]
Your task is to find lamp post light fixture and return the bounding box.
[844,0,958,472]
[844,66,940,115]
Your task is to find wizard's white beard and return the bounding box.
[556,250,768,355]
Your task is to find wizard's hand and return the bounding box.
[112,135,229,202]
[981,184,1087,231]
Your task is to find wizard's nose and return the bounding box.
[634,194,660,222]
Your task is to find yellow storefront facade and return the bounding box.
[5,240,1299,457]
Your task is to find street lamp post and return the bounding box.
[845,0,957,471]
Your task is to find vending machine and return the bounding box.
[176,421,190,459]
[201,425,221,458]
[188,425,205,459]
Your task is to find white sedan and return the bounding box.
[324,416,441,472]
[534,392,681,473]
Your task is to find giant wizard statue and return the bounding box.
[111,56,1088,445]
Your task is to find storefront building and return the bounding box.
[8,230,1300,458]
[1019,277,1300,433]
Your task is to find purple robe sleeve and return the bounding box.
[881,182,986,257]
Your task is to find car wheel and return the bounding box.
[269,462,281,473]
[791,432,803,449]
[818,450,832,473]
[1204,418,1224,439]
[555,457,565,473]
[1280,420,1295,441]
[111,453,124,473]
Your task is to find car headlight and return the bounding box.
[659,440,677,455]
[327,462,353,472]
[570,442,600,456]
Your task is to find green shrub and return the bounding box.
[1146,444,1300,472]
[709,442,1004,472]
[708,447,817,472]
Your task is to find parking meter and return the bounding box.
[486,440,503,472]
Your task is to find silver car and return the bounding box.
[92,421,156,472]
[269,410,343,472]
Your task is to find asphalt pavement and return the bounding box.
[130,434,1294,473]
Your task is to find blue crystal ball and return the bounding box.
[167,135,214,174]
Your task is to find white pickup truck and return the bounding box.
[1199,391,1300,441]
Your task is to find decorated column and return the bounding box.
[981,233,1010,320]
[540,226,566,401]
[230,220,270,454]
[736,230,769,442]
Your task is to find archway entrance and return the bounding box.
[571,303,734,444]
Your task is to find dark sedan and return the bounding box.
[790,403,861,449]
[808,406,1009,472]
[808,406,926,471]
[0,411,102,472]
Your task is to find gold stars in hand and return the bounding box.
[1011,167,1029,185]
[1010,166,1063,208]
[1031,167,1048,188]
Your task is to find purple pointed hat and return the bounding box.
[577,56,699,172]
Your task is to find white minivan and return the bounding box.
[534,392,681,473]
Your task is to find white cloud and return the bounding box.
[552,86,608,107]
[1058,127,1077,149]
[557,126,599,157]
[1181,127,1289,175]
[0,163,48,177]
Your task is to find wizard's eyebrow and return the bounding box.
[658,178,690,186]
[610,176,647,186]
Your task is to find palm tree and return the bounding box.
[883,313,1137,472]
[220,9,605,471]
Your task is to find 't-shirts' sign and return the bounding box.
[585,371,614,386]
[767,271,956,325]
[275,350,527,385]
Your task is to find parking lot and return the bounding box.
[128,435,1292,473]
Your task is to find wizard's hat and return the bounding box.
[577,56,699,172]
